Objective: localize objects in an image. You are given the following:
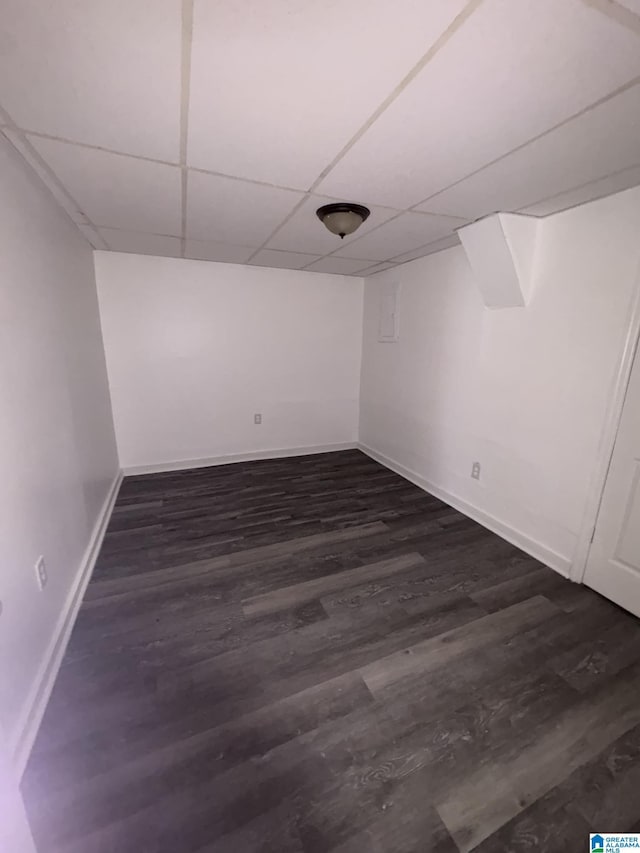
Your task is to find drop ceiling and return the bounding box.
[1,0,639,276]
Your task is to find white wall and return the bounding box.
[360,186,640,575]
[94,252,364,471]
[0,136,119,763]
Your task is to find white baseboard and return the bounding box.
[11,470,123,777]
[358,443,572,579]
[123,442,358,476]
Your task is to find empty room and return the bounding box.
[3,1,640,851]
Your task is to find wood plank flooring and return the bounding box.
[21,449,640,852]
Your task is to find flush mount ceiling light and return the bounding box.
[316,202,370,239]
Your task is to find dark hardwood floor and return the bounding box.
[21,449,640,852]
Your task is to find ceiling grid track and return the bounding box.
[517,159,640,214]
[580,0,640,35]
[245,194,312,264]
[247,0,485,266]
[412,74,640,213]
[246,0,640,274]
[2,0,640,271]
[9,73,639,250]
[307,0,485,195]
[321,73,640,269]
[8,70,640,268]
[179,0,195,259]
[0,103,107,250]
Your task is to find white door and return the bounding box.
[584,336,640,617]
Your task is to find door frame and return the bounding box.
[571,257,640,583]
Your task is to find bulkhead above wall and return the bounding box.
[457,213,540,309]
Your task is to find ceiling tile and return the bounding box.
[187,171,304,245]
[185,240,254,264]
[249,250,320,270]
[305,257,372,275]
[415,84,640,220]
[29,137,182,234]
[391,233,461,263]
[266,195,399,255]
[335,212,466,261]
[317,0,640,208]
[519,164,640,216]
[187,0,469,187]
[99,229,182,258]
[0,0,181,161]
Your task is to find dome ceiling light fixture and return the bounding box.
[316,202,370,239]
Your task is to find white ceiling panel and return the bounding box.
[185,240,254,264]
[0,0,181,162]
[306,257,372,275]
[318,0,640,209]
[187,171,304,245]
[391,234,461,263]
[266,195,399,255]
[99,229,182,257]
[416,84,640,220]
[29,137,182,234]
[187,0,469,188]
[520,165,640,216]
[249,250,320,270]
[336,212,467,262]
[5,1,640,266]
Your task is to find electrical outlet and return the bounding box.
[471,461,481,480]
[35,556,47,590]
[254,413,262,425]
